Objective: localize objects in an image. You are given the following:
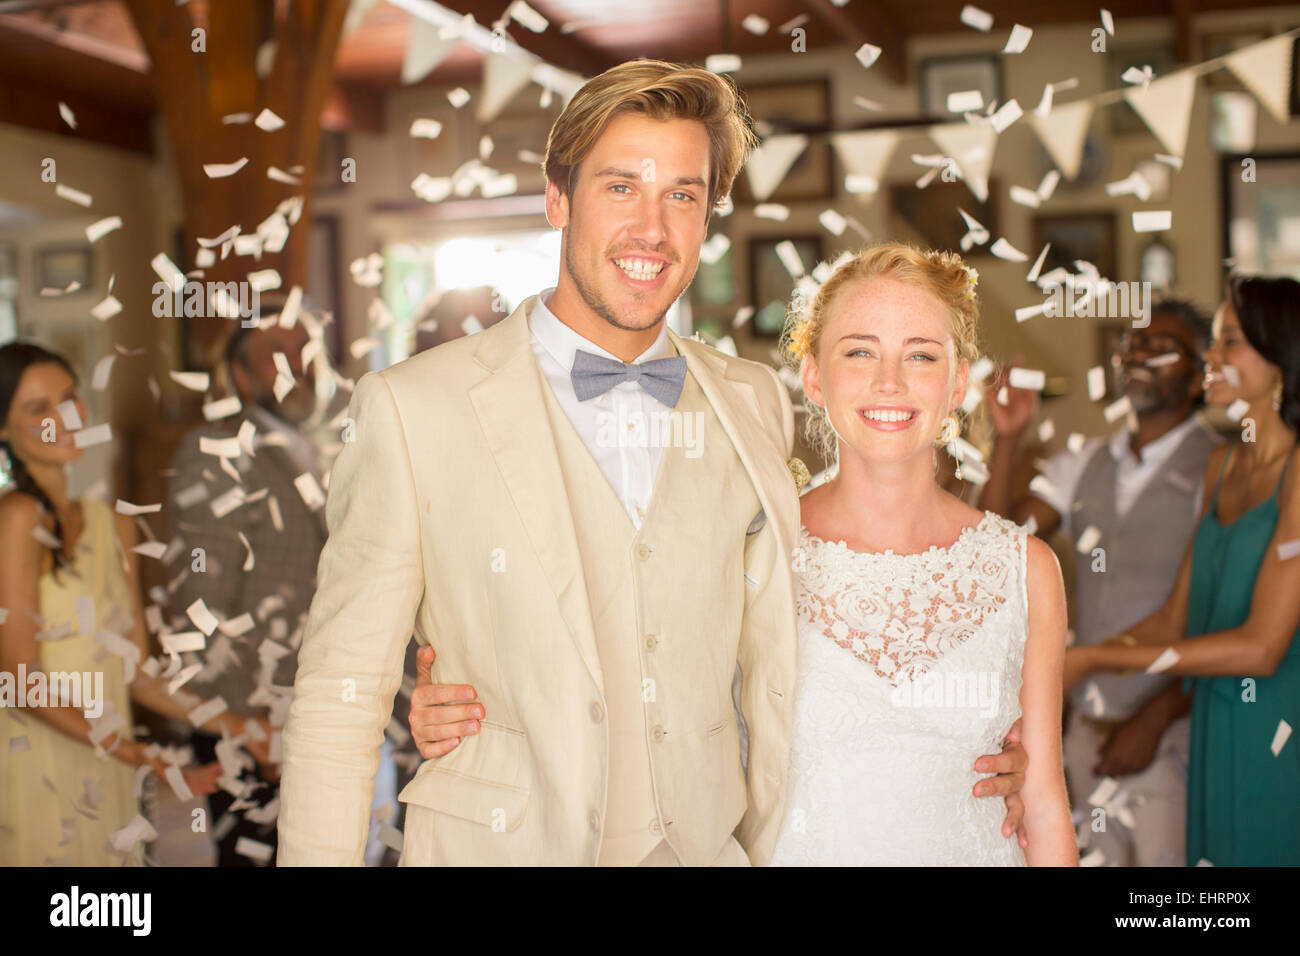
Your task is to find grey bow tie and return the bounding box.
[570,349,688,407]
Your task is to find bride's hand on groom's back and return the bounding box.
[972,717,1030,848]
[409,645,484,758]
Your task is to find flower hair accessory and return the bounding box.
[788,314,815,361]
[962,265,979,300]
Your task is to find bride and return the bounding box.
[405,243,1076,866]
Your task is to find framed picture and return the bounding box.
[732,79,833,203]
[1201,30,1268,89]
[1109,43,1178,134]
[1032,213,1118,280]
[888,178,998,253]
[35,246,92,293]
[918,55,1003,119]
[1221,151,1300,280]
[690,239,737,308]
[748,235,822,337]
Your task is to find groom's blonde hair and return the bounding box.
[543,59,757,218]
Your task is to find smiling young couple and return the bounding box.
[277,59,1077,867]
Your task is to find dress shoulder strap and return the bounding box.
[1274,443,1299,496]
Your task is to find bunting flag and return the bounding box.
[1224,34,1296,125]
[402,15,459,85]
[828,129,901,195]
[744,133,809,202]
[477,50,538,123]
[1123,69,1198,158]
[1028,100,1094,180]
[928,122,997,202]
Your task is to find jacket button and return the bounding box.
[650,818,662,835]
[644,634,657,651]
[589,701,604,723]
[589,810,601,832]
[636,543,651,561]
[652,725,666,742]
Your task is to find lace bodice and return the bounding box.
[770,511,1030,866]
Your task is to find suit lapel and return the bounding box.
[467,301,603,691]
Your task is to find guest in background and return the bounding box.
[0,342,241,866]
[982,300,1219,866]
[165,303,328,866]
[1064,275,1300,866]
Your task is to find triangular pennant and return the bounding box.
[928,122,998,202]
[744,133,809,202]
[1224,34,1295,125]
[478,52,538,123]
[1028,100,1095,180]
[829,129,901,191]
[402,16,459,85]
[1123,69,1197,158]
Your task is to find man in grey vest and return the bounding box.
[982,300,1220,866]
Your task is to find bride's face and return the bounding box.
[802,275,967,468]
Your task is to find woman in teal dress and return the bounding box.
[1066,275,1300,866]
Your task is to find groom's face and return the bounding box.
[546,113,711,332]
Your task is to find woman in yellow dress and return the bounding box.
[0,343,266,865]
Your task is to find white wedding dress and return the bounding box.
[769,510,1029,866]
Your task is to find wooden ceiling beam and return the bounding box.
[439,0,613,76]
[797,0,907,84]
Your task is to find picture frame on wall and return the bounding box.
[732,79,833,203]
[888,178,998,253]
[1032,213,1118,281]
[35,246,92,294]
[748,235,822,337]
[918,55,1003,119]
[1221,151,1300,280]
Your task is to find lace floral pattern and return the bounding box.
[771,511,1031,866]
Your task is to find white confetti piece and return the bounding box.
[705,53,741,73]
[163,763,194,802]
[818,209,847,236]
[187,696,228,728]
[1132,210,1171,233]
[1037,170,1061,201]
[186,598,220,637]
[754,203,790,221]
[1100,9,1114,36]
[73,423,112,449]
[1271,720,1292,757]
[1277,539,1300,561]
[58,101,77,129]
[239,531,254,572]
[947,89,984,113]
[109,814,158,853]
[219,613,255,637]
[852,96,883,112]
[151,253,185,292]
[1066,433,1086,454]
[199,435,242,458]
[222,112,253,124]
[169,370,210,392]
[1079,848,1106,867]
[203,157,249,178]
[774,240,805,278]
[202,395,242,421]
[409,118,443,139]
[855,44,882,69]
[254,108,285,132]
[1146,647,1180,674]
[131,541,167,560]
[699,233,731,264]
[1226,398,1251,422]
[508,0,548,32]
[1145,352,1181,368]
[162,631,205,655]
[1028,475,1058,501]
[1008,367,1045,391]
[1076,524,1101,554]
[267,165,302,185]
[844,174,879,194]
[990,238,1028,261]
[1003,24,1032,54]
[990,99,1023,133]
[85,216,122,244]
[294,472,325,511]
[1088,366,1107,401]
[1038,419,1055,443]
[1009,185,1040,208]
[56,400,82,430]
[1084,680,1105,716]
[1221,364,1242,387]
[1087,776,1118,807]
[447,87,471,108]
[1103,395,1133,424]
[731,306,754,329]
[91,355,115,391]
[235,836,274,863]
[236,419,257,457]
[90,295,122,322]
[960,4,993,31]
[742,14,769,35]
[55,183,92,207]
[115,499,160,516]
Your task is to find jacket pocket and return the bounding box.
[397,719,529,831]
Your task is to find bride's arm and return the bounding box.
[1018,535,1078,866]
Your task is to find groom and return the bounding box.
[278,59,1026,866]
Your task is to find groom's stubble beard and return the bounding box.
[562,220,696,334]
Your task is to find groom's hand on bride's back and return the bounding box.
[409,645,484,758]
[972,717,1030,849]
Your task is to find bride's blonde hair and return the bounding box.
[780,242,982,463]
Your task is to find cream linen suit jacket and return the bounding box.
[277,296,799,866]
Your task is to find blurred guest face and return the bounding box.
[231,324,317,424]
[1203,299,1282,409]
[0,362,87,471]
[802,276,967,470]
[546,113,711,332]
[1114,311,1203,415]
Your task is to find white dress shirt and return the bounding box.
[1032,415,1221,538]
[528,287,677,529]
